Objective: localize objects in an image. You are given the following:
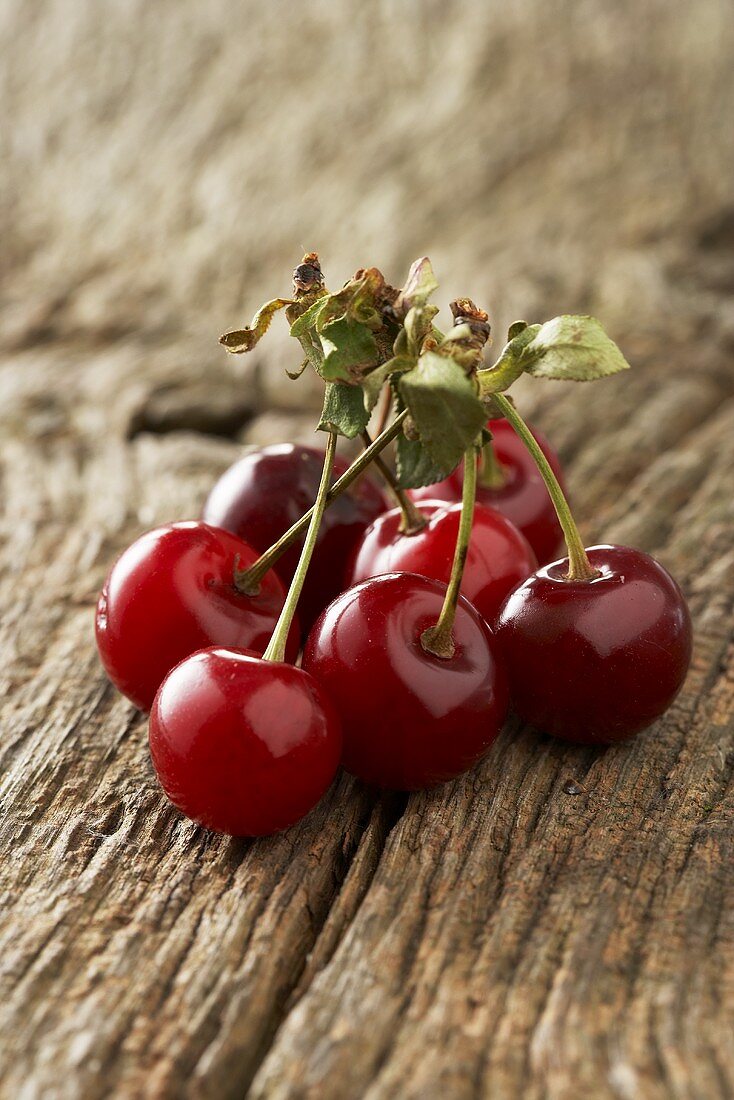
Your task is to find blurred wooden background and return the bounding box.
[1,2,733,1097]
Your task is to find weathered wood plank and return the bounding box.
[2,0,734,1096]
[0,344,731,1099]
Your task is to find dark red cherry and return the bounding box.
[494,545,693,745]
[95,522,299,711]
[346,500,537,627]
[409,418,564,564]
[202,444,386,632]
[302,572,508,790]
[149,648,342,836]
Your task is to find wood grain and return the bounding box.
[1,1,733,1096]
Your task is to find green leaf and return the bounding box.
[395,257,439,314]
[403,304,440,356]
[288,296,330,338]
[477,324,541,394]
[395,434,449,489]
[319,316,380,382]
[440,322,474,346]
[220,297,292,353]
[294,328,324,373]
[398,351,486,474]
[318,382,369,438]
[523,315,631,380]
[507,320,528,340]
[362,355,415,411]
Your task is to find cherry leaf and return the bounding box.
[319,316,380,383]
[318,382,370,438]
[220,298,292,353]
[289,296,330,338]
[523,316,631,381]
[395,434,450,489]
[362,355,415,412]
[403,304,440,356]
[398,351,486,474]
[477,324,540,394]
[394,257,439,316]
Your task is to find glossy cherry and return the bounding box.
[149,647,342,836]
[202,444,386,631]
[495,544,692,745]
[302,572,509,790]
[95,522,299,711]
[346,500,537,627]
[409,418,565,564]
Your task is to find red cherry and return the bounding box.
[495,545,692,745]
[409,418,564,564]
[149,648,342,836]
[302,572,508,790]
[202,444,386,632]
[346,500,537,627]
[95,522,299,711]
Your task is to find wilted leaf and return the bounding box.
[403,304,440,356]
[319,316,380,382]
[394,257,439,316]
[289,296,330,338]
[220,297,292,353]
[399,351,486,473]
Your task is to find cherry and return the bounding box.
[409,418,565,564]
[202,444,386,631]
[346,500,537,627]
[149,647,342,836]
[494,545,692,745]
[95,522,299,711]
[302,572,508,790]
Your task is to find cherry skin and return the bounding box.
[149,647,342,836]
[95,522,300,711]
[202,444,386,632]
[409,418,565,564]
[302,572,509,790]
[346,500,538,628]
[494,544,693,745]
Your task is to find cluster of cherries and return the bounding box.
[95,253,692,837]
[95,412,692,838]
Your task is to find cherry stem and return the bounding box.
[373,384,392,438]
[360,429,427,536]
[262,431,337,662]
[421,444,477,660]
[491,393,598,582]
[477,438,509,490]
[237,409,409,594]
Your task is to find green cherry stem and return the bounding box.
[262,430,337,662]
[421,444,477,660]
[491,393,598,581]
[236,409,409,595]
[360,429,427,536]
[477,437,509,490]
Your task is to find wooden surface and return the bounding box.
[1,2,734,1097]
